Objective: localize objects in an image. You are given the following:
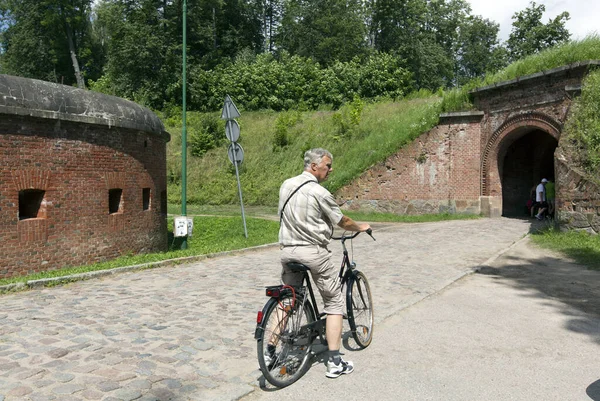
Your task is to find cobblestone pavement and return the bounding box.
[0,218,532,401]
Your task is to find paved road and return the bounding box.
[242,236,600,401]
[1,218,536,400]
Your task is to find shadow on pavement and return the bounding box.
[477,227,600,346]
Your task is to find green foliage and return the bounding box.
[440,87,474,113]
[1,0,577,112]
[189,114,225,157]
[562,69,600,179]
[0,0,100,87]
[506,1,571,61]
[372,0,486,91]
[455,15,506,86]
[277,0,369,66]
[273,110,301,150]
[188,52,411,112]
[331,95,364,139]
[441,35,600,112]
[358,52,413,99]
[88,75,115,95]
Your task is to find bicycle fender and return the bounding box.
[254,297,278,340]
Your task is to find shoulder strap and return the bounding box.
[279,180,314,224]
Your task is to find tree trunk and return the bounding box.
[66,22,85,89]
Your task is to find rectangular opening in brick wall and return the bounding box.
[19,189,46,220]
[143,188,151,210]
[109,188,123,214]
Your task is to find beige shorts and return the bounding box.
[280,245,344,315]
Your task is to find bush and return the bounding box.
[189,114,225,157]
[188,52,412,112]
[331,95,364,139]
[273,110,302,150]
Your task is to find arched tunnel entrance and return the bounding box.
[500,129,558,217]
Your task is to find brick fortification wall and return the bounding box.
[337,112,483,215]
[0,75,170,278]
[555,149,600,234]
[337,61,600,223]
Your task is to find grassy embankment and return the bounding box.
[165,94,442,206]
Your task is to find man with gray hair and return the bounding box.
[277,148,371,378]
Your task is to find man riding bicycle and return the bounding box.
[277,148,371,378]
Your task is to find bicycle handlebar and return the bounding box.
[332,228,376,241]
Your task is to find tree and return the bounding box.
[373,0,468,90]
[277,0,369,66]
[91,0,265,107]
[455,15,504,85]
[252,0,284,53]
[93,0,179,106]
[0,0,99,88]
[506,1,570,61]
[372,0,426,55]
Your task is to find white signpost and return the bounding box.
[222,95,248,238]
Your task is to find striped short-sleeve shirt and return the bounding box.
[278,171,343,247]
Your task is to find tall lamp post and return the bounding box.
[181,0,188,249]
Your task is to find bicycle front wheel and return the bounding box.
[257,295,316,388]
[346,271,374,348]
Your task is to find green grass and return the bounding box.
[344,210,481,223]
[0,216,280,287]
[168,204,278,219]
[530,228,600,270]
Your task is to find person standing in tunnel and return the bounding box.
[533,178,549,220]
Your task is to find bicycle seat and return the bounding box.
[286,262,310,272]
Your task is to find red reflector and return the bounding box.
[256,311,263,324]
[266,288,280,297]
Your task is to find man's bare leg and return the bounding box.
[326,314,343,351]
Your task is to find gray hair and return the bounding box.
[304,148,333,170]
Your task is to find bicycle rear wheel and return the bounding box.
[346,271,374,348]
[257,295,316,388]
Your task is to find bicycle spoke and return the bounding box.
[257,295,315,387]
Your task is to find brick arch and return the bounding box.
[481,111,562,196]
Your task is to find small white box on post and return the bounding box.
[174,216,188,237]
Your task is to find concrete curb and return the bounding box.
[0,242,280,294]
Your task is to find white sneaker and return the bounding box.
[326,358,354,378]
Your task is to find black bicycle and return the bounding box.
[254,229,375,388]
